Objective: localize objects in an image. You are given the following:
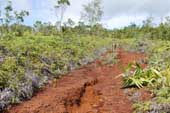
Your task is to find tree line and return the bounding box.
[0,0,170,40]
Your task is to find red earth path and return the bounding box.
[6,49,146,113]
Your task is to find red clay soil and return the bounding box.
[6,49,146,113]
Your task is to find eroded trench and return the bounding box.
[64,78,102,113]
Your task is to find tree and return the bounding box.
[142,17,154,28]
[14,10,29,24]
[129,23,137,28]
[3,0,29,25]
[0,2,2,24]
[165,16,170,26]
[1,0,29,36]
[4,0,13,26]
[81,0,103,26]
[34,21,43,32]
[54,0,70,31]
[64,18,75,27]
[0,3,3,36]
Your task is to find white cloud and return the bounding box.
[102,14,148,29]
[1,0,170,28]
[103,0,170,18]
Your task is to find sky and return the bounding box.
[1,0,170,29]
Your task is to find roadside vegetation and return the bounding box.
[121,36,170,112]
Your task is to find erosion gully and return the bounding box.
[5,49,147,113]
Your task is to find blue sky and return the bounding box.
[1,0,170,29]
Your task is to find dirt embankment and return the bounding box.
[6,49,146,113]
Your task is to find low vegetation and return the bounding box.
[121,38,170,113]
[0,0,170,112]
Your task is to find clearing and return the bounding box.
[6,49,146,113]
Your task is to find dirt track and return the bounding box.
[6,49,146,113]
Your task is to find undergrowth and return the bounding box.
[0,34,115,110]
[121,38,170,113]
